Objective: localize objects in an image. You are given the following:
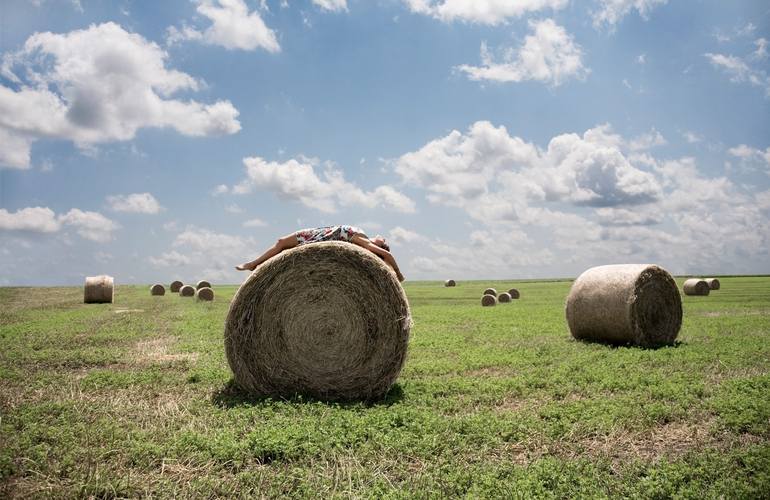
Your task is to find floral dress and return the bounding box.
[294,225,367,246]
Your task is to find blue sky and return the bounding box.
[1,0,768,285]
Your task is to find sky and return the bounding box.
[0,0,769,286]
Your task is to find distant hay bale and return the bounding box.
[498,292,512,303]
[196,287,214,301]
[179,285,195,297]
[196,280,211,290]
[170,281,183,293]
[224,241,411,401]
[705,278,720,290]
[683,279,710,296]
[444,279,456,287]
[481,294,497,307]
[84,275,114,304]
[483,288,497,297]
[508,288,520,299]
[150,284,165,296]
[565,264,682,347]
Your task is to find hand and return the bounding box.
[397,272,405,282]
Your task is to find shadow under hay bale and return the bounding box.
[224,241,411,401]
[483,288,497,296]
[196,287,214,301]
[508,288,520,299]
[444,279,456,287]
[84,275,114,304]
[179,285,195,297]
[565,264,682,347]
[481,294,497,307]
[683,279,710,296]
[705,278,720,290]
[197,280,211,290]
[170,280,183,293]
[150,284,165,296]
[498,292,512,303]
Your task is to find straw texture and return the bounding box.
[170,281,183,293]
[508,288,520,299]
[483,288,497,296]
[565,264,682,347]
[196,280,211,290]
[150,284,165,296]
[683,279,710,296]
[179,285,195,297]
[705,278,720,290]
[224,241,412,401]
[498,292,512,303]
[481,294,497,307]
[84,275,114,304]
[196,287,214,301]
[444,279,456,287]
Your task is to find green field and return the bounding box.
[1,278,769,498]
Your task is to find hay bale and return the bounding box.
[705,278,720,290]
[565,264,682,347]
[481,294,497,307]
[84,275,114,304]
[508,288,520,299]
[179,285,195,297]
[444,279,456,287]
[683,279,710,296]
[483,288,497,296]
[196,287,214,301]
[170,281,183,293]
[150,284,165,296]
[224,241,411,401]
[196,280,211,290]
[498,292,512,303]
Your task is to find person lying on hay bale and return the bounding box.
[236,225,406,281]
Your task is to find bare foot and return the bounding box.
[235,263,256,271]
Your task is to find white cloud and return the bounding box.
[168,225,260,281]
[312,0,347,12]
[388,226,424,244]
[705,51,770,97]
[0,22,241,169]
[592,0,668,29]
[456,19,588,86]
[753,38,768,60]
[0,207,61,233]
[224,203,243,214]
[107,193,163,214]
[682,131,702,144]
[58,209,119,242]
[230,156,416,213]
[728,144,770,174]
[243,217,267,227]
[402,0,567,25]
[148,250,192,267]
[166,0,280,52]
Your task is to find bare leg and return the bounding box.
[236,234,298,271]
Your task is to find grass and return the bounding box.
[1,277,769,498]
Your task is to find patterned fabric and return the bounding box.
[294,225,367,246]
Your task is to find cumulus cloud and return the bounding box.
[166,0,280,52]
[456,19,587,86]
[107,193,163,214]
[728,144,770,174]
[168,225,259,281]
[592,0,668,29]
[57,209,119,242]
[243,217,268,227]
[402,0,567,25]
[148,250,191,267]
[230,156,416,213]
[705,51,770,97]
[388,226,424,244]
[312,0,347,12]
[0,206,117,242]
[0,22,241,169]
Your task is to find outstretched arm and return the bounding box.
[350,235,405,282]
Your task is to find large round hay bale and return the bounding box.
[483,288,497,296]
[705,278,720,290]
[683,279,710,296]
[508,288,520,299]
[481,294,497,307]
[150,284,165,296]
[565,264,682,347]
[196,287,214,301]
[224,241,411,401]
[179,285,195,297]
[444,279,456,287]
[498,292,512,303]
[84,275,114,304]
[170,280,183,293]
[196,280,211,290]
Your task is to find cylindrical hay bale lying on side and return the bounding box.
[196,287,214,301]
[225,241,412,401]
[170,280,183,293]
[483,288,497,296]
[565,264,682,347]
[498,292,512,303]
[481,294,497,307]
[84,275,114,304]
[150,284,165,296]
[444,279,456,287]
[705,278,720,290]
[196,280,211,290]
[508,288,520,299]
[683,279,710,296]
[179,285,195,297]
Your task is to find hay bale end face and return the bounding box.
[508,288,520,299]
[179,285,195,297]
[481,294,497,307]
[196,280,211,290]
[498,292,512,303]
[565,264,682,347]
[170,281,183,293]
[444,279,456,287]
[483,288,497,297]
[150,284,165,296]
[705,278,720,290]
[683,279,710,296]
[84,275,114,304]
[196,287,214,301]
[224,241,411,401]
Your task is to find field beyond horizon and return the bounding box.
[1,277,769,498]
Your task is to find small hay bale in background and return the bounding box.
[150,284,165,296]
[705,278,720,290]
[481,294,497,307]
[565,264,682,347]
[225,241,411,401]
[84,275,114,304]
[444,279,456,287]
[483,288,497,296]
[683,279,710,296]
[508,288,520,299]
[196,287,214,301]
[179,285,195,297]
[170,281,183,293]
[196,280,211,290]
[498,292,512,303]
